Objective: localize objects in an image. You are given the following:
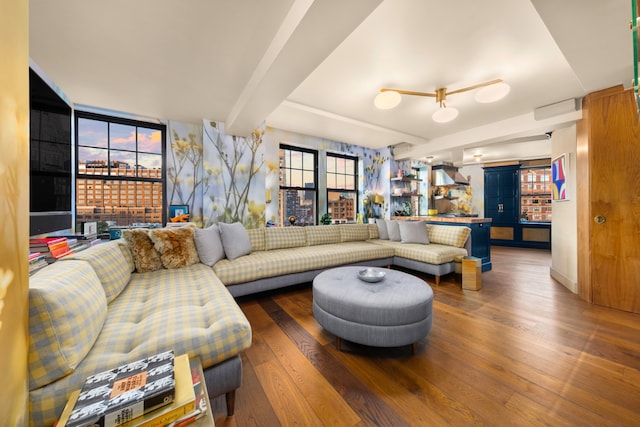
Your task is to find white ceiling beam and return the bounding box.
[225,0,383,136]
[394,109,582,161]
[266,100,428,148]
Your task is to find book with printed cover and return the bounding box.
[66,350,176,427]
[119,354,195,427]
[165,357,208,427]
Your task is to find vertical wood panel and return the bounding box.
[576,93,592,302]
[578,85,640,313]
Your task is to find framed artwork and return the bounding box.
[551,153,568,201]
[169,204,189,221]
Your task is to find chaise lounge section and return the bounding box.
[28,233,252,426]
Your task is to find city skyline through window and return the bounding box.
[75,112,166,229]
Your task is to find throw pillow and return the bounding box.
[194,225,226,266]
[386,220,401,241]
[376,219,389,240]
[149,226,200,269]
[399,220,430,244]
[122,229,163,272]
[219,222,252,260]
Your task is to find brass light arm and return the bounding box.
[379,78,504,102]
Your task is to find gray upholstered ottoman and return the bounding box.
[312,266,433,353]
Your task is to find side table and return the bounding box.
[462,256,482,291]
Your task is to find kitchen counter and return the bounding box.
[391,215,492,224]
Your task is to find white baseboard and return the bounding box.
[550,267,577,293]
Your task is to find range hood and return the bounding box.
[432,164,469,186]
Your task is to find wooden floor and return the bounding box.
[211,246,640,426]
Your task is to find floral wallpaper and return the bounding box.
[201,121,266,228]
[166,121,394,228]
[166,121,205,225]
[166,120,267,228]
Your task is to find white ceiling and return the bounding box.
[29,0,633,164]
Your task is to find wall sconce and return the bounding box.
[266,189,272,203]
[373,194,384,204]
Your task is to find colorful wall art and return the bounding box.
[552,153,568,201]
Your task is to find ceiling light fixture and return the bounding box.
[474,82,511,103]
[473,154,483,162]
[426,156,434,163]
[374,79,509,123]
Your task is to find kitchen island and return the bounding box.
[391,215,492,271]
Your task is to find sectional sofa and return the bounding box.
[206,221,472,297]
[28,221,470,426]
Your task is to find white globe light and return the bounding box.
[374,91,402,109]
[432,106,459,123]
[475,82,511,103]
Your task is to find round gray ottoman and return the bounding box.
[312,266,433,352]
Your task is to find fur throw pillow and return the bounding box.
[122,229,163,273]
[148,226,200,269]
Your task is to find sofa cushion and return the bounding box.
[246,227,266,252]
[339,224,370,242]
[306,225,341,246]
[194,225,226,266]
[427,224,471,248]
[368,223,380,239]
[219,222,252,260]
[373,240,468,265]
[265,226,307,250]
[28,260,107,390]
[118,241,135,273]
[386,220,401,241]
[215,241,395,285]
[149,226,200,269]
[376,220,389,240]
[399,220,429,244]
[62,241,132,303]
[122,229,163,272]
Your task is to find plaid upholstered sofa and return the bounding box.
[28,239,252,426]
[214,222,471,297]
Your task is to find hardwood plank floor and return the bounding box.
[211,246,640,426]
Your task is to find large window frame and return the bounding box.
[279,144,318,226]
[326,153,358,224]
[75,111,166,228]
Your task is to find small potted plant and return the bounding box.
[320,213,332,225]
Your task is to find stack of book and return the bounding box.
[29,237,74,264]
[57,352,207,427]
[28,252,49,276]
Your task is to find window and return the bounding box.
[326,153,358,223]
[520,167,552,222]
[279,145,317,226]
[75,112,165,228]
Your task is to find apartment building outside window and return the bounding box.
[279,144,317,226]
[326,153,357,223]
[75,112,166,229]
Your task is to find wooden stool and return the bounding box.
[462,256,482,291]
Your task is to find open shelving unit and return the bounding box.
[390,168,422,216]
